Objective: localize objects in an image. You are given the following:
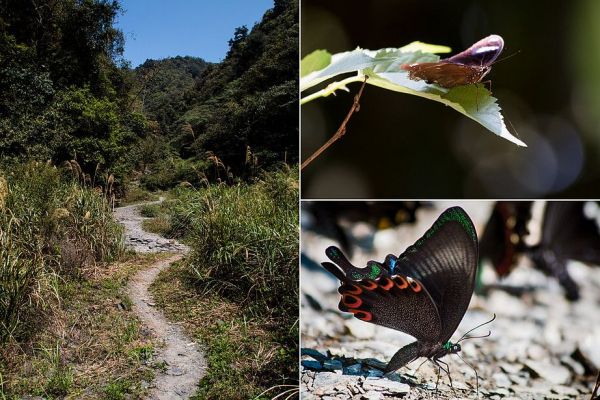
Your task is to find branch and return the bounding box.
[300,76,368,171]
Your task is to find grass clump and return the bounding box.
[1,253,165,399]
[0,161,124,342]
[150,166,299,399]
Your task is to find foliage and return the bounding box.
[149,167,299,398]
[134,56,209,136]
[301,44,526,146]
[134,0,299,177]
[0,162,124,343]
[0,0,144,185]
[1,253,162,399]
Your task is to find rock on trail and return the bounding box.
[114,197,189,254]
[114,198,205,399]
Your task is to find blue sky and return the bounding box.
[116,0,274,67]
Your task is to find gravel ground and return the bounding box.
[114,197,189,253]
[301,201,600,399]
[115,199,205,399]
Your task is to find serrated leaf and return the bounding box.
[399,41,452,54]
[301,44,526,147]
[300,48,375,91]
[366,50,526,147]
[301,50,332,77]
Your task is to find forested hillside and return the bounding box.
[1,0,298,187]
[134,0,298,185]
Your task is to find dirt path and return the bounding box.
[114,198,206,399]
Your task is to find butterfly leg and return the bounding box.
[436,358,456,395]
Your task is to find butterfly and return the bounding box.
[479,201,533,277]
[528,202,600,301]
[322,206,487,389]
[480,201,600,301]
[401,34,504,88]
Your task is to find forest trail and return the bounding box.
[114,198,206,399]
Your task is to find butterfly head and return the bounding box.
[442,341,461,354]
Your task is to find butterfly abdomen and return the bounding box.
[385,341,422,372]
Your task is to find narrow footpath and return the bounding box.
[114,198,206,399]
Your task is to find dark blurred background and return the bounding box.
[301,0,600,199]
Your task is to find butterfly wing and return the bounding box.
[480,202,533,276]
[337,274,442,343]
[445,34,504,66]
[391,207,479,342]
[541,202,600,264]
[402,62,488,88]
[323,247,442,342]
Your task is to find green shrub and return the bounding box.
[166,168,299,393]
[0,162,124,343]
[140,157,209,190]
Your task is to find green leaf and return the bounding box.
[399,41,452,54]
[301,50,332,77]
[301,45,526,147]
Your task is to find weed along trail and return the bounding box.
[114,198,206,399]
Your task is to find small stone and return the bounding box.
[300,348,329,362]
[362,379,410,394]
[578,328,600,369]
[343,363,362,375]
[560,356,585,376]
[365,369,384,378]
[361,391,384,400]
[527,344,546,360]
[551,385,579,396]
[323,359,343,371]
[524,360,571,385]
[302,360,322,370]
[499,362,523,374]
[493,372,512,388]
[344,318,376,339]
[362,358,387,370]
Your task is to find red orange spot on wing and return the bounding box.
[410,280,422,292]
[346,284,362,295]
[342,294,362,308]
[379,277,394,290]
[361,280,378,291]
[349,308,372,321]
[394,275,408,289]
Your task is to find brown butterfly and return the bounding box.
[401,34,504,88]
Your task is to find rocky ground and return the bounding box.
[301,201,600,399]
[114,199,205,399]
[114,197,189,254]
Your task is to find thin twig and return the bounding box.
[301,76,368,171]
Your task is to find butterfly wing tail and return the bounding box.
[385,341,421,373]
[321,261,347,282]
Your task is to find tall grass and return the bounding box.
[0,162,124,343]
[164,167,299,395]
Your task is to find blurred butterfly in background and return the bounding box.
[480,201,600,301]
[401,34,504,88]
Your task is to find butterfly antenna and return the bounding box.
[457,313,496,343]
[460,330,492,342]
[492,49,521,66]
[456,352,480,397]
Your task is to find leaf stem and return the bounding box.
[300,76,368,171]
[300,75,365,105]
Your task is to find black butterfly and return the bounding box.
[401,34,504,88]
[322,207,484,386]
[480,201,600,301]
[480,201,533,277]
[529,202,600,301]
